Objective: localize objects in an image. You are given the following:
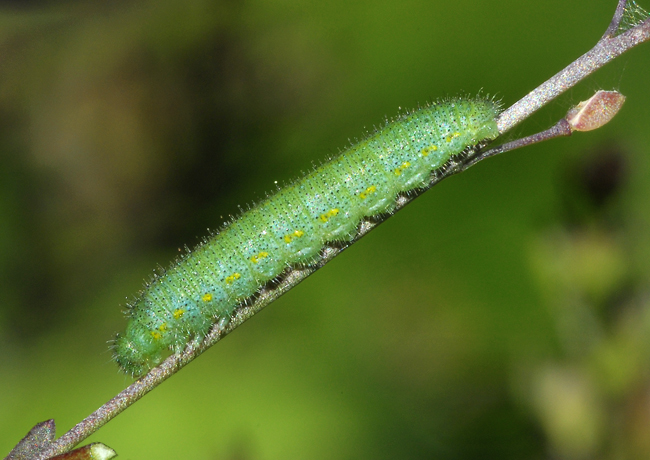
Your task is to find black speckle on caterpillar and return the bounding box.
[113,97,500,376]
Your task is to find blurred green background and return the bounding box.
[2,1,650,459]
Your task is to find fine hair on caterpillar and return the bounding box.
[112,97,501,376]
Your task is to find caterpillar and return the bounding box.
[113,97,501,376]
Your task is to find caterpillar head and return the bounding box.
[113,332,163,377]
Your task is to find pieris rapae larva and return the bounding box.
[113,97,500,376]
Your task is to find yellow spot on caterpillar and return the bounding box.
[421,145,438,157]
[158,323,167,332]
[225,273,242,284]
[151,331,162,340]
[319,208,340,223]
[250,251,269,264]
[202,293,212,302]
[173,309,185,319]
[393,161,411,176]
[445,132,461,143]
[359,185,377,199]
[283,230,305,243]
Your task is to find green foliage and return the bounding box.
[1,1,649,459]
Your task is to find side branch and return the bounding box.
[602,0,629,39]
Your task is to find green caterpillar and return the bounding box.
[113,97,500,376]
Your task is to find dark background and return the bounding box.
[2,1,650,459]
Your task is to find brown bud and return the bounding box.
[566,90,626,132]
